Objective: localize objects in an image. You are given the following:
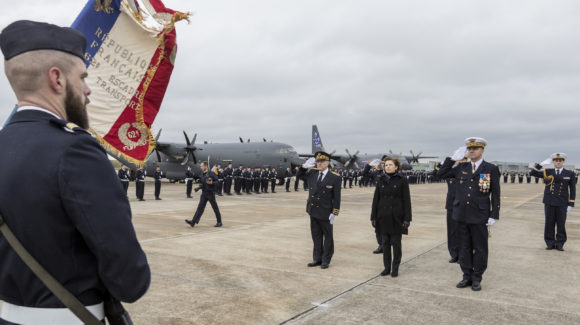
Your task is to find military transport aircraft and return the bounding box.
[117,130,305,182]
[307,125,437,170]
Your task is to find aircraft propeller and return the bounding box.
[344,148,360,169]
[409,149,424,164]
[153,129,163,163]
[181,131,198,165]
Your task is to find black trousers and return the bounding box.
[382,234,402,271]
[254,180,261,192]
[245,180,253,193]
[154,180,161,198]
[234,178,242,193]
[271,179,276,192]
[121,181,129,193]
[186,180,193,197]
[348,178,353,188]
[285,178,291,191]
[192,192,222,224]
[458,222,488,282]
[217,180,223,195]
[354,177,358,186]
[261,180,268,192]
[343,177,347,188]
[294,178,299,191]
[446,209,459,259]
[136,181,144,199]
[224,177,232,194]
[375,226,382,246]
[544,205,567,248]
[310,217,334,264]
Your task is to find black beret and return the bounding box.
[0,20,86,60]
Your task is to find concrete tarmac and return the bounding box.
[120,180,580,325]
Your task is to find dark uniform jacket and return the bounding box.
[200,171,219,193]
[435,163,457,210]
[530,167,576,207]
[136,169,146,181]
[233,168,242,178]
[118,168,129,181]
[297,168,341,220]
[0,110,150,307]
[438,158,500,224]
[370,173,412,235]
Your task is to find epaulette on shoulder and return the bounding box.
[331,171,340,177]
[50,119,90,134]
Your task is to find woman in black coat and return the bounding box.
[370,157,412,277]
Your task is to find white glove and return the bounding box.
[369,159,381,167]
[302,157,316,168]
[451,146,467,161]
[329,213,336,225]
[487,218,496,226]
[567,206,572,213]
[540,158,552,166]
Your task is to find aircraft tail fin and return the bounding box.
[312,125,325,154]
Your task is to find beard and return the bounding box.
[65,82,90,129]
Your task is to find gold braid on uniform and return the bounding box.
[332,209,340,215]
[543,170,554,187]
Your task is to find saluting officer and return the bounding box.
[136,166,146,201]
[185,161,223,228]
[297,152,341,269]
[438,138,500,291]
[118,165,130,194]
[154,166,163,200]
[0,20,150,323]
[185,166,194,198]
[530,153,576,251]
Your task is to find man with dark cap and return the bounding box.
[437,137,500,292]
[297,151,342,269]
[0,20,150,324]
[530,153,576,251]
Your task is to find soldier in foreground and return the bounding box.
[438,137,500,291]
[297,152,341,269]
[0,20,150,324]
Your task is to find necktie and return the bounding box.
[472,163,476,173]
[557,170,560,176]
[318,172,323,184]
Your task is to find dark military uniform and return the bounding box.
[526,173,531,184]
[233,167,243,195]
[154,169,163,199]
[253,170,261,193]
[190,171,222,226]
[223,166,233,195]
[530,166,576,249]
[297,167,341,266]
[502,172,508,183]
[285,168,292,192]
[436,163,460,262]
[270,169,278,193]
[261,170,269,193]
[0,110,150,318]
[118,167,130,194]
[136,169,146,200]
[438,157,500,284]
[244,169,253,194]
[185,169,194,198]
[216,168,224,196]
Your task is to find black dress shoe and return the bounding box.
[139,198,145,201]
[471,281,482,291]
[187,195,192,198]
[380,269,390,276]
[391,269,398,277]
[321,264,329,269]
[185,219,195,227]
[449,256,459,263]
[214,222,223,227]
[155,197,162,200]
[456,279,472,288]
[307,261,322,267]
[556,246,564,251]
[546,245,555,250]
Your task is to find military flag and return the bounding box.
[72,0,189,165]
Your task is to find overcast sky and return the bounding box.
[1,0,578,164]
